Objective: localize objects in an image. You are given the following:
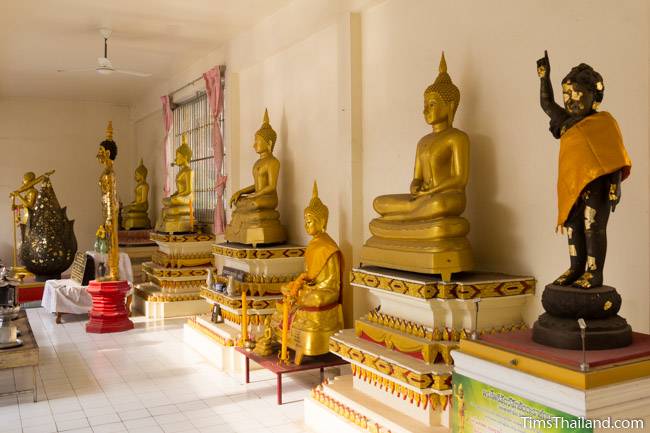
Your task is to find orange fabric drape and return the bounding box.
[556,111,631,226]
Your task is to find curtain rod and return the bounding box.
[168,64,226,99]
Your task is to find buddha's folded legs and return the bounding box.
[373,192,466,221]
[235,193,279,212]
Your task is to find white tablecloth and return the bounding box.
[41,252,133,315]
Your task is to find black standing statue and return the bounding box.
[532,51,633,350]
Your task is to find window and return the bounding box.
[168,88,225,226]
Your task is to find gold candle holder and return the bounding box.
[279,297,290,364]
[241,291,248,346]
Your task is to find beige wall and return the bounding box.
[0,97,135,271]
[132,0,650,331]
[360,0,650,331]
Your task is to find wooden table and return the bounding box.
[0,310,39,402]
[235,347,347,404]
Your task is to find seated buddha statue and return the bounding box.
[361,53,473,280]
[225,109,287,246]
[156,134,194,233]
[269,182,343,365]
[121,159,151,230]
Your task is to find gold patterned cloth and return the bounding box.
[557,112,631,226]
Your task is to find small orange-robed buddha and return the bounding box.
[269,182,343,365]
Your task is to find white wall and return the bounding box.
[131,0,650,332]
[0,97,135,271]
[360,0,650,331]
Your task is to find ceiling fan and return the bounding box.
[57,28,151,77]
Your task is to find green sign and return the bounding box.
[451,373,592,433]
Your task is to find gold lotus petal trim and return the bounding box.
[330,339,451,390]
[151,232,215,243]
[186,318,235,347]
[213,244,305,260]
[350,269,535,300]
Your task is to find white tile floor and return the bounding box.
[0,309,346,433]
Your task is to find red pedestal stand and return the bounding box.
[86,280,134,333]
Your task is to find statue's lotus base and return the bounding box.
[533,313,632,350]
[121,215,151,231]
[155,217,193,234]
[360,236,473,281]
[532,283,632,350]
[86,280,134,334]
[224,219,287,247]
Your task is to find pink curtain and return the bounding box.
[161,95,173,197]
[203,66,227,234]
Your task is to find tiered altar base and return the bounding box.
[453,332,650,432]
[133,232,214,319]
[118,229,157,284]
[306,266,534,433]
[182,242,305,373]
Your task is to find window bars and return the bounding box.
[169,91,225,225]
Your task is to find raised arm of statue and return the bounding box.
[537,51,568,138]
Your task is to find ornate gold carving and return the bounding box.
[150,232,215,243]
[328,339,451,390]
[142,263,211,278]
[367,310,467,342]
[152,251,213,268]
[186,318,234,347]
[212,274,298,296]
[355,319,455,365]
[220,309,271,326]
[135,288,202,302]
[212,244,305,260]
[199,288,279,311]
[350,269,535,300]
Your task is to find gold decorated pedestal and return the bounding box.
[133,232,214,318]
[361,236,473,281]
[182,242,305,374]
[306,266,534,433]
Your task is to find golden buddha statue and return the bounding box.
[97,121,120,281]
[361,53,473,280]
[225,109,286,246]
[156,134,194,233]
[121,159,151,230]
[12,172,38,226]
[270,182,343,365]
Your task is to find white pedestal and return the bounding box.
[133,295,210,319]
[182,318,253,374]
[453,350,650,433]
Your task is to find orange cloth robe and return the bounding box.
[556,112,631,226]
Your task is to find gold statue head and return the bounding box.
[423,53,460,127]
[22,172,36,185]
[97,120,118,163]
[304,181,329,234]
[175,133,192,166]
[135,158,148,182]
[254,109,277,153]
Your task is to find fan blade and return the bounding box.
[57,68,97,73]
[113,69,152,77]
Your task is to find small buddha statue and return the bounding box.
[361,53,473,280]
[252,316,277,356]
[156,134,194,233]
[12,172,38,227]
[225,109,286,246]
[97,121,120,281]
[270,182,343,365]
[121,159,151,230]
[536,51,631,288]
